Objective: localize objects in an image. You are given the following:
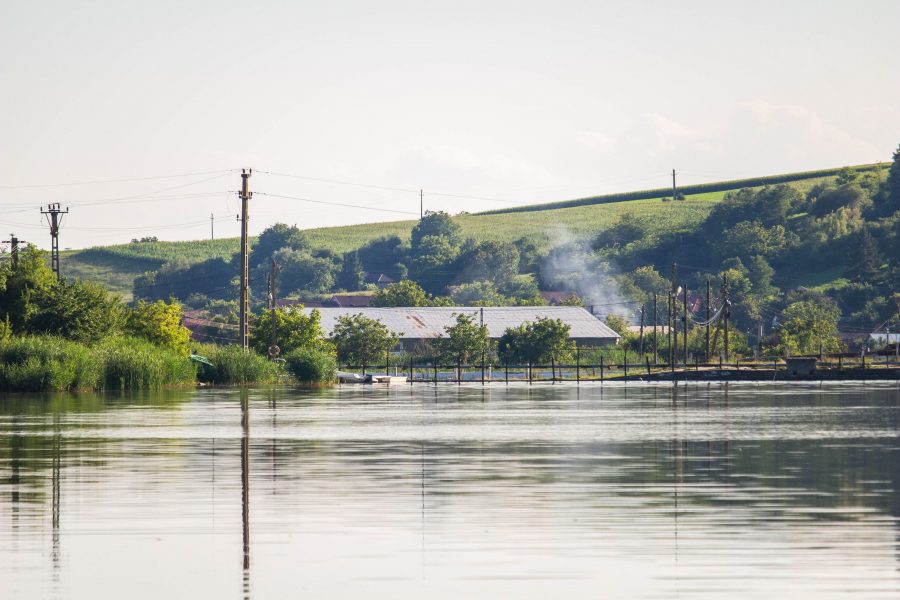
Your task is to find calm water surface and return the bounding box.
[1,382,899,599]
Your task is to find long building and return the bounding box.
[300,306,620,348]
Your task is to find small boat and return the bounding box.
[336,372,407,385]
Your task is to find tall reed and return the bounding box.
[98,336,196,390]
[195,344,279,385]
[0,336,102,392]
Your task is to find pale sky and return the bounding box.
[2,0,899,249]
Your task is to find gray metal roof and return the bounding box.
[298,306,620,341]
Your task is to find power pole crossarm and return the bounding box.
[40,203,69,280]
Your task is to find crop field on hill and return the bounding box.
[58,166,880,298]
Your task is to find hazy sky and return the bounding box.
[2,0,899,249]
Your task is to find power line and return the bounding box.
[255,191,420,216]
[0,169,236,190]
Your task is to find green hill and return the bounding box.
[59,163,887,300]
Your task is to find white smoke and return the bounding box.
[539,227,631,320]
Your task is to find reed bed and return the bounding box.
[195,344,279,385]
[98,336,196,390]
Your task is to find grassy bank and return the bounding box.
[0,336,282,392]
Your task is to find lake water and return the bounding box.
[1,382,899,599]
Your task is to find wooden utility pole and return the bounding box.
[638,304,645,357]
[268,258,279,359]
[672,169,677,200]
[41,203,68,280]
[653,293,659,365]
[670,262,677,365]
[705,279,711,361]
[420,189,424,219]
[667,295,672,365]
[211,213,215,240]
[682,286,688,366]
[722,273,730,361]
[239,169,252,351]
[2,234,21,269]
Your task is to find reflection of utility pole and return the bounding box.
[41,203,69,280]
[238,170,252,351]
[240,389,251,592]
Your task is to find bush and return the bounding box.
[284,347,337,383]
[196,345,279,385]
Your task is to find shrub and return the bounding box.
[284,347,337,383]
[196,345,279,385]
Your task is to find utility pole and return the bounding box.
[41,203,68,280]
[653,293,658,365]
[638,304,645,357]
[238,169,252,351]
[682,286,688,366]
[705,279,711,361]
[672,169,677,200]
[670,262,677,366]
[722,273,730,362]
[2,234,21,269]
[420,189,424,219]
[211,213,215,240]
[268,258,279,359]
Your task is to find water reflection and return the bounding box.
[240,388,250,599]
[0,383,898,599]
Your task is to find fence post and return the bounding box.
[505,361,509,385]
[528,362,532,385]
[646,356,651,376]
[576,347,580,384]
[838,354,842,371]
[409,356,413,384]
[481,350,485,386]
[600,356,604,382]
[551,357,556,384]
[457,359,462,385]
[624,349,628,380]
[385,350,389,376]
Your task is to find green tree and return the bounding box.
[249,223,309,268]
[372,280,432,307]
[844,227,881,283]
[460,241,520,287]
[497,317,575,365]
[620,266,669,303]
[559,294,584,307]
[777,298,841,355]
[31,280,126,344]
[451,281,510,306]
[605,314,630,336]
[410,211,460,251]
[746,255,776,299]
[439,313,490,365]
[125,299,192,355]
[0,245,56,332]
[337,251,364,292]
[408,235,461,293]
[331,313,399,370]
[883,143,900,215]
[250,307,331,356]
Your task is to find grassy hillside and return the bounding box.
[59,164,885,298]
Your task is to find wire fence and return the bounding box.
[338,352,900,384]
